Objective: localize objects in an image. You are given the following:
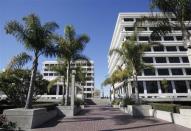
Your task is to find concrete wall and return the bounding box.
[4,108,57,130]
[149,109,173,122]
[57,106,82,117]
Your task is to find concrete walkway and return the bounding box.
[32,105,191,131]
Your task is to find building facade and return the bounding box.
[108,12,191,100]
[42,60,95,98]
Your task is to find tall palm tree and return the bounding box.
[110,33,151,104]
[56,25,90,105]
[137,0,191,63]
[5,14,59,109]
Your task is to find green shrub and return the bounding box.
[32,103,58,111]
[111,99,121,105]
[151,103,178,113]
[0,114,17,130]
[75,99,84,107]
[121,98,135,107]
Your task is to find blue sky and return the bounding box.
[0,0,150,95]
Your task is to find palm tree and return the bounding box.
[56,25,90,105]
[102,70,122,100]
[109,33,151,104]
[137,0,191,63]
[5,14,59,109]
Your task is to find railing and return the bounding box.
[139,93,190,98]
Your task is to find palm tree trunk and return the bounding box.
[134,75,139,104]
[112,85,115,100]
[25,53,38,109]
[61,77,65,105]
[65,60,71,106]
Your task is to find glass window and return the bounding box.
[158,69,169,75]
[164,36,174,41]
[149,27,156,31]
[139,36,149,41]
[144,69,155,76]
[142,57,153,63]
[155,57,166,63]
[171,68,183,75]
[87,88,91,91]
[44,73,48,76]
[176,36,183,41]
[124,18,134,22]
[146,81,158,93]
[174,81,188,93]
[49,73,53,76]
[153,46,164,52]
[169,57,180,63]
[185,68,191,75]
[171,18,177,21]
[160,80,173,93]
[48,85,56,95]
[179,46,187,51]
[150,36,161,41]
[125,27,134,31]
[166,46,177,51]
[138,81,144,93]
[182,57,189,63]
[87,83,92,86]
[137,27,147,31]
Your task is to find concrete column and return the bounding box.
[56,83,59,95]
[143,81,147,98]
[71,70,75,108]
[171,81,177,97]
[186,80,191,97]
[157,81,162,94]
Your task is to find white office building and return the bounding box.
[42,60,95,98]
[108,12,191,101]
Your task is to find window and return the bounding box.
[150,36,161,41]
[176,36,183,41]
[87,83,92,86]
[49,73,53,76]
[171,68,183,75]
[179,46,187,51]
[149,27,156,31]
[160,81,173,93]
[137,27,147,31]
[182,57,189,63]
[185,68,191,75]
[124,18,134,22]
[169,57,180,63]
[138,81,144,93]
[139,36,149,41]
[146,81,158,93]
[158,69,169,75]
[155,57,166,63]
[174,81,188,93]
[153,46,164,52]
[166,46,177,51]
[87,88,91,91]
[144,69,155,76]
[142,57,153,63]
[164,36,174,41]
[171,18,177,21]
[125,27,134,31]
[44,73,48,76]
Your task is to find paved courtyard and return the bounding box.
[33,105,191,131]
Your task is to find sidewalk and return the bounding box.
[32,105,191,131]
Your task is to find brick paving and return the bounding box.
[32,105,191,131]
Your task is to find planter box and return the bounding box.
[57,106,82,117]
[112,105,120,108]
[179,109,191,116]
[149,109,173,122]
[3,108,57,130]
[173,113,191,129]
[126,105,152,117]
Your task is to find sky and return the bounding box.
[0,0,150,96]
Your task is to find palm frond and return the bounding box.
[7,52,32,70]
[47,77,61,92]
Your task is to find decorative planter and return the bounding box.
[179,109,191,116]
[149,109,173,122]
[3,108,57,130]
[57,106,82,117]
[112,105,120,108]
[126,105,152,117]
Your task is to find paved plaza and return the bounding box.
[33,105,191,131]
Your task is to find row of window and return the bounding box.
[135,80,191,94]
[124,26,191,32]
[125,35,184,42]
[143,68,191,76]
[143,56,189,64]
[43,73,94,78]
[142,45,187,52]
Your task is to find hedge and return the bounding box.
[151,103,178,113]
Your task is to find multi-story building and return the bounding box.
[108,12,191,100]
[42,60,95,98]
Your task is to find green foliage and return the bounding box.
[151,103,178,113]
[111,99,121,105]
[32,102,58,111]
[74,98,84,107]
[0,114,17,130]
[0,69,48,106]
[121,98,135,107]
